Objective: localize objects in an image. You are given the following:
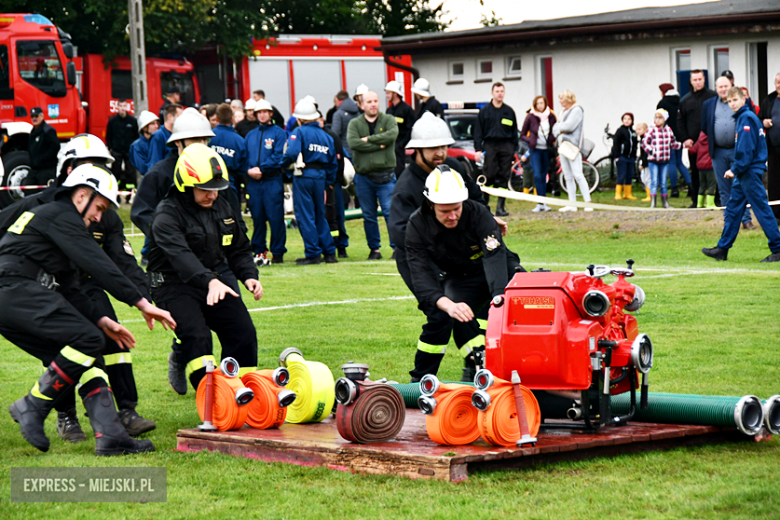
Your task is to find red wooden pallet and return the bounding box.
[176,413,746,482]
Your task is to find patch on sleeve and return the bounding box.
[222,234,233,246]
[484,234,500,251]
[123,239,134,256]
[8,212,34,235]
[290,134,297,140]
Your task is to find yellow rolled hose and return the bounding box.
[280,348,335,424]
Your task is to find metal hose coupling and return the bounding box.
[220,357,241,378]
[336,379,406,444]
[763,395,780,435]
[734,395,765,436]
[271,367,290,387]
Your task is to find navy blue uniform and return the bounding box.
[284,122,337,258]
[129,135,152,176]
[210,124,248,197]
[716,104,780,253]
[245,122,288,257]
[146,127,173,170]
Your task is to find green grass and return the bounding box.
[1,196,779,519]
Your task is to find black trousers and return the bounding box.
[27,167,56,195]
[688,152,700,204]
[111,151,136,190]
[768,146,780,220]
[152,282,257,390]
[483,140,515,189]
[0,278,108,400]
[54,284,139,411]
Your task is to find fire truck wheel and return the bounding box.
[0,150,32,209]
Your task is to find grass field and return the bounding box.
[1,191,778,519]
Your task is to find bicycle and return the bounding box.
[590,123,643,190]
[555,154,600,194]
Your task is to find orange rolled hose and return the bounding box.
[241,370,288,429]
[196,371,249,431]
[477,379,541,447]
[425,384,481,446]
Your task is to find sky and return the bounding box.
[441,0,715,31]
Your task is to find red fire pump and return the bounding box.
[484,260,653,429]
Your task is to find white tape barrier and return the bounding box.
[480,186,780,212]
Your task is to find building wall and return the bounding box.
[411,33,780,160]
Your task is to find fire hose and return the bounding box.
[241,368,297,429]
[196,358,254,431]
[417,375,481,446]
[335,380,405,443]
[389,381,474,408]
[279,348,335,424]
[471,371,542,447]
[611,392,780,436]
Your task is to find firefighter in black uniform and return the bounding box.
[105,99,139,191]
[474,82,519,217]
[405,166,519,381]
[411,78,444,120]
[27,106,60,192]
[147,144,262,391]
[0,135,156,442]
[385,80,415,177]
[0,164,175,455]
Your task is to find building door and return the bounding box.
[538,56,553,109]
[748,42,768,103]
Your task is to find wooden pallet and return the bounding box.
[176,413,746,482]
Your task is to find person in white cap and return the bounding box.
[411,78,444,121]
[385,80,415,177]
[353,83,369,110]
[129,111,160,177]
[236,99,259,137]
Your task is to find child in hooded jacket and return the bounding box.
[688,131,717,208]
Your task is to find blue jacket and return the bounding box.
[210,124,248,179]
[129,135,152,175]
[284,122,337,184]
[246,122,287,177]
[147,126,173,170]
[731,104,768,176]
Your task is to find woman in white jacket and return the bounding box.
[552,90,593,212]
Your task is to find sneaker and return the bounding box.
[531,204,544,213]
[702,247,728,261]
[254,252,271,267]
[558,206,577,212]
[271,254,284,264]
[323,254,338,264]
[337,247,349,258]
[57,410,87,443]
[296,256,321,265]
[168,352,188,395]
[760,252,780,263]
[368,250,382,260]
[118,408,157,437]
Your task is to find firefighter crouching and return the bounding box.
[0,165,175,455]
[0,134,157,442]
[147,144,262,391]
[405,166,520,381]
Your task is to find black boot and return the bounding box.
[702,247,728,261]
[409,351,444,383]
[661,195,671,209]
[83,387,154,456]
[57,409,87,443]
[118,408,157,437]
[671,187,680,198]
[650,195,657,208]
[495,198,509,217]
[461,354,477,383]
[9,364,75,452]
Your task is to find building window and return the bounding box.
[505,56,521,78]
[449,61,464,82]
[477,59,493,80]
[712,46,729,78]
[675,49,691,72]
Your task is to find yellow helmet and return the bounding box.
[174,143,229,192]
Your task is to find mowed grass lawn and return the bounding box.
[1,191,778,519]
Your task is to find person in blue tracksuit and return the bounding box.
[246,100,288,264]
[209,103,248,198]
[284,99,338,265]
[129,111,160,176]
[702,86,780,263]
[146,104,182,170]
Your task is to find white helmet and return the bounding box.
[245,98,256,111]
[292,99,319,121]
[254,99,273,112]
[302,95,317,106]
[423,165,468,204]
[62,163,120,208]
[411,78,432,98]
[56,134,114,177]
[167,107,215,146]
[137,110,159,132]
[406,112,455,149]
[384,80,403,97]
[353,83,369,100]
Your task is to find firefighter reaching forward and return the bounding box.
[0,165,175,455]
[405,166,520,380]
[147,144,262,391]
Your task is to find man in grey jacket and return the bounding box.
[332,91,360,158]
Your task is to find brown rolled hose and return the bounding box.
[336,381,406,444]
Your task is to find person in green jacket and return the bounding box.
[346,91,399,260]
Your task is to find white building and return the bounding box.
[381,0,780,159]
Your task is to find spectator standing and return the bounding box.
[319,113,350,258]
[158,85,181,120]
[474,82,517,217]
[641,109,681,208]
[27,106,59,192]
[678,70,716,207]
[331,90,360,158]
[703,76,754,229]
[325,94,340,126]
[411,78,444,120]
[657,83,692,200]
[235,99,259,138]
[385,80,415,177]
[519,95,557,212]
[553,90,593,212]
[129,111,159,178]
[105,99,139,191]
[347,91,399,260]
[209,103,248,198]
[758,72,780,224]
[688,131,717,208]
[147,103,182,170]
[231,100,245,126]
[612,112,638,200]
